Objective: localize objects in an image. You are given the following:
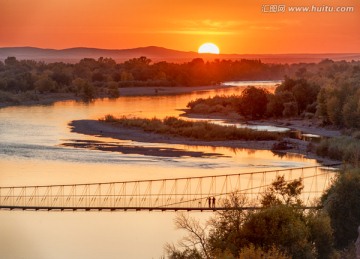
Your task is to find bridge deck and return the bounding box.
[0,205,321,212]
[0,165,339,212]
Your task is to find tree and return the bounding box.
[282,101,298,117]
[326,95,342,126]
[166,178,335,259]
[342,94,360,128]
[207,193,248,257]
[92,71,105,82]
[239,86,269,119]
[165,213,211,259]
[51,69,71,86]
[107,81,120,98]
[4,56,18,66]
[267,91,294,117]
[81,81,95,101]
[307,211,334,259]
[275,77,319,115]
[72,78,95,101]
[261,175,304,207]
[322,169,360,249]
[316,88,329,124]
[34,76,56,93]
[239,245,290,259]
[242,205,314,258]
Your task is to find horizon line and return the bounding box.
[1,45,360,56]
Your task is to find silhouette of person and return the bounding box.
[212,197,216,208]
[208,197,211,208]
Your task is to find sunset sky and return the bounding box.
[1,0,359,54]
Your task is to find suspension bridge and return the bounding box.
[0,165,339,212]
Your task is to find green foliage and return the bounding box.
[100,116,280,141]
[316,137,360,166]
[0,56,284,105]
[282,101,298,117]
[239,86,269,119]
[307,211,335,259]
[165,245,203,259]
[71,77,96,101]
[267,91,295,117]
[321,169,360,249]
[187,95,241,115]
[282,78,319,113]
[2,56,360,131]
[207,194,248,257]
[238,245,290,259]
[34,76,56,93]
[0,90,38,104]
[316,80,360,128]
[261,175,304,207]
[186,61,360,130]
[0,90,21,104]
[81,81,96,101]
[107,81,120,98]
[167,177,336,259]
[242,205,314,258]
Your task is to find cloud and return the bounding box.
[159,19,242,35]
[151,19,300,35]
[159,30,235,35]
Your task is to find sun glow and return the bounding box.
[198,43,220,54]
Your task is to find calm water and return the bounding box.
[0,81,320,259]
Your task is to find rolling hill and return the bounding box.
[0,46,359,64]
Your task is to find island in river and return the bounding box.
[68,116,340,165]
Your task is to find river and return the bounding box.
[0,81,322,259]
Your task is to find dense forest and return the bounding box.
[2,55,357,103]
[0,56,286,103]
[187,59,360,129]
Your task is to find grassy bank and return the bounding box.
[316,136,360,166]
[101,115,281,141]
[186,95,241,115]
[0,90,40,105]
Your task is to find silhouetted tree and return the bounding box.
[322,169,360,249]
[239,86,269,119]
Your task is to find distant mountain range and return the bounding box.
[0,46,359,64]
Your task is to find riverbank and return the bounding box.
[183,112,342,138]
[69,119,339,165]
[0,85,229,109]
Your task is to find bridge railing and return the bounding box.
[0,165,337,211]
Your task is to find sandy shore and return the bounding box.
[248,118,341,138]
[69,119,339,164]
[117,85,229,96]
[69,120,277,150]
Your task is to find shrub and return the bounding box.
[316,137,360,165]
[100,116,280,141]
[321,169,360,249]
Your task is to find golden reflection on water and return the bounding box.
[0,83,323,259]
[0,83,318,188]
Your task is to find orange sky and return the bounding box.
[0,0,359,53]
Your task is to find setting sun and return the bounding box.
[198,43,220,54]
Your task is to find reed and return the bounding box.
[100,115,280,141]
